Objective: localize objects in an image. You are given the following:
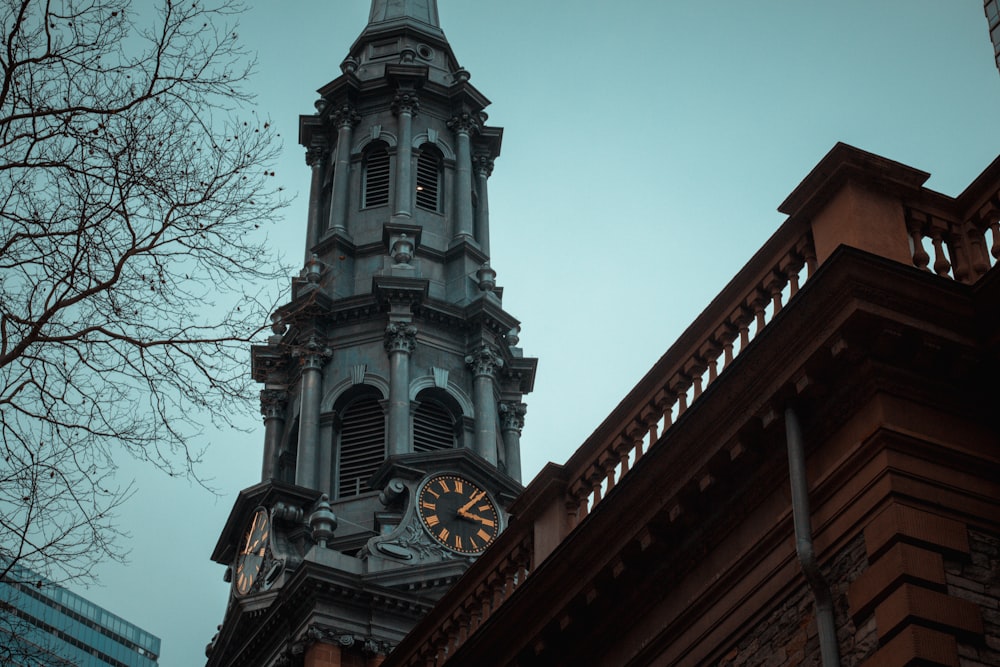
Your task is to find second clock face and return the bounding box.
[235,507,270,596]
[417,474,500,555]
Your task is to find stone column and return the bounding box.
[392,92,419,219]
[260,388,288,481]
[295,338,332,489]
[473,153,493,256]
[499,401,526,483]
[384,323,417,456]
[328,105,358,236]
[304,139,329,263]
[448,112,479,242]
[465,344,503,465]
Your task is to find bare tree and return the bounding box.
[0,0,285,595]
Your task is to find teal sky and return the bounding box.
[72,3,999,665]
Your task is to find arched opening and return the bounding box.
[415,144,443,213]
[361,141,390,209]
[335,387,385,498]
[413,389,461,452]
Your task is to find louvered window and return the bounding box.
[337,396,385,497]
[415,146,442,212]
[413,398,455,452]
[362,144,390,208]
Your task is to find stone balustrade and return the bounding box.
[383,144,1000,667]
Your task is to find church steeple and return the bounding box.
[367,0,442,33]
[208,2,536,665]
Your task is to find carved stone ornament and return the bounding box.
[465,344,504,378]
[293,336,333,370]
[259,389,288,420]
[473,153,495,177]
[308,494,338,548]
[305,138,329,167]
[384,323,418,354]
[392,91,420,115]
[447,111,481,135]
[499,401,527,433]
[331,103,360,130]
[391,233,414,264]
[476,262,496,292]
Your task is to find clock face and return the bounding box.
[235,507,270,596]
[417,474,500,555]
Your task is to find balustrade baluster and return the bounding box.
[738,309,752,351]
[803,242,817,278]
[950,229,970,282]
[604,455,617,494]
[768,271,786,315]
[907,219,931,270]
[990,219,1000,260]
[930,228,951,277]
[752,293,767,334]
[660,394,674,429]
[590,470,603,504]
[969,222,991,276]
[676,382,689,417]
[692,369,704,399]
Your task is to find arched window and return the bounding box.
[362,142,390,208]
[336,389,385,498]
[413,390,460,452]
[415,144,443,213]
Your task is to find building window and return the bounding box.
[362,142,390,208]
[337,392,385,497]
[413,392,458,452]
[415,144,442,212]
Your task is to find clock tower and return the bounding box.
[205,2,536,665]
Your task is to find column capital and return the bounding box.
[499,401,527,433]
[293,336,333,370]
[260,389,289,420]
[392,91,420,116]
[305,138,330,167]
[448,111,482,135]
[473,153,494,177]
[331,103,361,130]
[465,344,504,378]
[384,322,418,354]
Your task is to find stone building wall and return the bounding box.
[950,529,1000,667]
[720,535,879,667]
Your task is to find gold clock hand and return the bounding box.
[457,489,486,514]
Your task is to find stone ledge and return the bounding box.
[864,504,970,560]
[875,583,983,641]
[862,625,958,667]
[849,542,946,621]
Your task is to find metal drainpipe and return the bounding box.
[784,406,841,667]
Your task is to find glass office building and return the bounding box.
[0,561,160,666]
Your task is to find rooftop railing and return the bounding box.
[384,143,1000,667]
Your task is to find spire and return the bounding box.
[360,0,446,41]
[369,0,440,29]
